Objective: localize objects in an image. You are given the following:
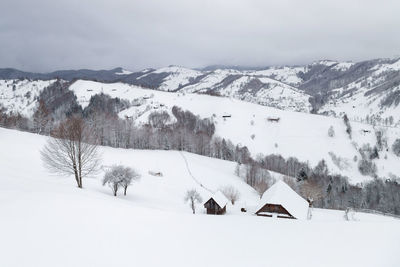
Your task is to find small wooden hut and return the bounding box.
[255,180,309,219]
[204,191,228,215]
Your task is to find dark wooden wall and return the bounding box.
[256,204,295,219]
[204,198,226,215]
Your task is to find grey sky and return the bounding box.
[1,0,400,72]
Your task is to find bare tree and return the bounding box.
[120,166,141,196]
[41,116,100,188]
[221,185,240,205]
[148,111,170,129]
[33,100,50,134]
[184,189,202,214]
[103,166,123,196]
[254,179,270,199]
[102,165,140,196]
[300,180,324,207]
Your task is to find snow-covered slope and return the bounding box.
[0,79,56,116]
[130,67,312,112]
[1,127,400,267]
[319,58,400,125]
[172,69,312,112]
[249,66,305,86]
[70,80,400,184]
[145,66,203,91]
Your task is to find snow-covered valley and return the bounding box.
[69,80,400,184]
[1,127,400,267]
[1,78,399,184]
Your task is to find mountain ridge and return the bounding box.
[1,56,400,122]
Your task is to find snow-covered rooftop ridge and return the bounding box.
[210,191,229,208]
[258,180,309,220]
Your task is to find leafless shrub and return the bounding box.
[221,185,240,205]
[300,180,324,206]
[102,165,140,196]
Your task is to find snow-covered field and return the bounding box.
[70,80,400,183]
[1,128,400,267]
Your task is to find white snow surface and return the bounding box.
[257,180,309,220]
[147,66,203,91]
[70,80,400,184]
[250,66,305,86]
[1,128,400,267]
[332,62,355,71]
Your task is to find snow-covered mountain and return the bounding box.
[1,58,400,184]
[2,57,400,120]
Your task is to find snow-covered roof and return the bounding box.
[257,180,309,220]
[208,191,229,208]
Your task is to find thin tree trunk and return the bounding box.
[124,186,127,196]
[73,163,81,188]
[114,185,117,196]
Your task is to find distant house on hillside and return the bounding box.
[267,116,280,122]
[222,113,231,120]
[255,180,309,220]
[204,191,228,215]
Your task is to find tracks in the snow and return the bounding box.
[179,151,213,194]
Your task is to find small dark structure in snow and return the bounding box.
[148,171,163,177]
[267,117,280,122]
[204,191,228,215]
[362,129,371,134]
[222,113,231,120]
[255,180,309,219]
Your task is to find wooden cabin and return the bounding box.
[204,191,228,215]
[255,180,309,220]
[256,203,295,219]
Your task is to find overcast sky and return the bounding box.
[1,0,400,72]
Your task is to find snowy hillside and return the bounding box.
[140,66,203,92]
[1,128,400,267]
[0,79,56,116]
[319,58,400,124]
[180,70,311,112]
[69,80,400,184]
[2,57,400,120]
